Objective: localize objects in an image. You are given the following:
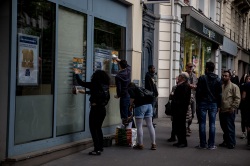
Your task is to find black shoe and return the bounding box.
[100,148,104,152]
[173,143,180,147]
[167,138,176,142]
[177,144,187,148]
[89,151,101,155]
[227,145,235,149]
[219,142,227,147]
[153,123,157,128]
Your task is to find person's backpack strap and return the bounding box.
[204,75,215,100]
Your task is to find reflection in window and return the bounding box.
[15,0,55,144]
[94,18,126,85]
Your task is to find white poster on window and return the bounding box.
[18,33,39,85]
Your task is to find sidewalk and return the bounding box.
[42,114,250,166]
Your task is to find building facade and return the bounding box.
[151,0,250,117]
[0,0,143,164]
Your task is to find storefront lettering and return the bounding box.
[203,25,215,39]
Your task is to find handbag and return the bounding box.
[165,100,172,116]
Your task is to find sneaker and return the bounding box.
[88,151,101,155]
[227,144,235,149]
[195,145,207,149]
[153,123,157,128]
[208,146,217,150]
[133,144,144,150]
[151,144,156,150]
[240,132,247,139]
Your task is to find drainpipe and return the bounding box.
[169,0,174,92]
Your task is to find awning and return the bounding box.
[221,37,237,56]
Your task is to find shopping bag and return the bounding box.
[115,127,137,147]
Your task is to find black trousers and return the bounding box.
[173,112,187,145]
[89,105,106,151]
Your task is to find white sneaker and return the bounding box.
[240,132,247,139]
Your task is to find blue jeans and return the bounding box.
[198,102,217,147]
[219,111,236,146]
[119,96,131,119]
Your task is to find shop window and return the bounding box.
[182,31,212,77]
[94,18,126,85]
[15,0,55,144]
[56,7,87,136]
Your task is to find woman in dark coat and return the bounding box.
[73,69,110,155]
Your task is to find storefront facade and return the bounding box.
[0,0,142,163]
[181,7,224,77]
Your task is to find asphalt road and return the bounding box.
[42,114,250,166]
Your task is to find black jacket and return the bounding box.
[145,72,158,97]
[115,65,131,97]
[171,81,191,115]
[75,74,109,105]
[196,72,222,108]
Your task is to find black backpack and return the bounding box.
[96,84,110,106]
[136,87,154,98]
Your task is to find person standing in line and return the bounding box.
[185,62,198,136]
[172,72,191,148]
[239,74,248,139]
[145,65,158,128]
[128,82,156,150]
[167,76,179,142]
[231,70,240,87]
[219,70,241,149]
[240,75,250,147]
[73,69,110,155]
[114,60,132,128]
[195,62,222,150]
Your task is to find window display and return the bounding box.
[15,0,55,144]
[94,18,126,85]
[181,31,212,77]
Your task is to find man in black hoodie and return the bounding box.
[145,65,158,127]
[115,60,132,128]
[195,62,222,150]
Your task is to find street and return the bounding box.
[42,114,250,166]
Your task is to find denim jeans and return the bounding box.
[119,96,131,119]
[219,111,236,146]
[198,102,217,147]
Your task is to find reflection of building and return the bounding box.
[0,0,143,164]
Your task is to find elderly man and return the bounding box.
[219,70,241,149]
[172,72,191,148]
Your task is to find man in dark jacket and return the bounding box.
[115,60,132,128]
[145,65,158,127]
[195,62,222,150]
[172,72,191,148]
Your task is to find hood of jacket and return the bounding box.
[206,72,219,80]
[116,65,131,82]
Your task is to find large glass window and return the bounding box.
[15,0,55,144]
[94,18,126,85]
[182,31,212,77]
[56,7,87,136]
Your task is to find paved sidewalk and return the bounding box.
[42,114,250,166]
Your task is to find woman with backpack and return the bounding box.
[128,82,156,150]
[73,69,110,155]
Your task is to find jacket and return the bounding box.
[221,81,241,112]
[171,81,191,115]
[145,72,158,97]
[115,65,131,97]
[196,72,222,108]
